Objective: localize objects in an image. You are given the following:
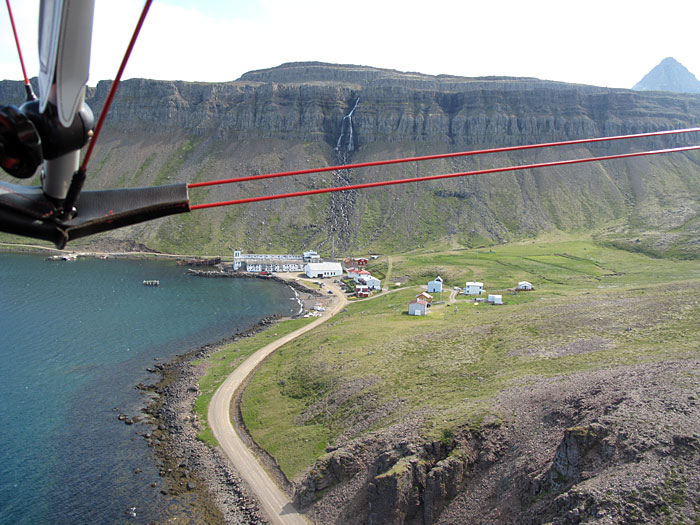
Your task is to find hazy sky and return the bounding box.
[1,0,699,90]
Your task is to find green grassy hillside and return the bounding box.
[239,236,700,479]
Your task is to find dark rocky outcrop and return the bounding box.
[288,358,700,524]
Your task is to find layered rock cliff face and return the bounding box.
[292,359,700,524]
[3,62,700,254]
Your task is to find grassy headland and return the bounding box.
[239,235,700,479]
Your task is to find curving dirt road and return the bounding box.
[208,277,348,524]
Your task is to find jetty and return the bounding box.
[177,257,222,267]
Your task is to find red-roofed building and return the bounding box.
[356,285,370,298]
[416,291,433,303]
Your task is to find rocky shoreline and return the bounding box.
[135,276,322,524]
[139,319,278,524]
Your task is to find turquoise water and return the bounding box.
[0,253,297,524]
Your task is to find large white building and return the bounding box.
[305,262,343,278]
[233,250,305,272]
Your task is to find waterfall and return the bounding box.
[324,98,361,258]
[335,97,360,155]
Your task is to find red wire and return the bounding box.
[187,127,700,189]
[189,144,700,210]
[80,0,153,173]
[5,0,30,85]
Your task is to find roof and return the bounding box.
[409,299,428,306]
[466,281,484,287]
[306,262,342,271]
[356,269,371,275]
[417,292,433,298]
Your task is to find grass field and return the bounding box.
[192,316,315,446]
[239,235,700,479]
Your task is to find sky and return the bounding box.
[1,0,700,90]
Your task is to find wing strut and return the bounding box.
[0,0,189,249]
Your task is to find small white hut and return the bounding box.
[517,281,534,290]
[408,299,428,316]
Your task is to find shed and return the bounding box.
[428,276,443,293]
[416,291,434,303]
[305,262,343,278]
[356,285,370,298]
[464,281,484,295]
[408,299,428,316]
[517,281,534,290]
[488,294,503,305]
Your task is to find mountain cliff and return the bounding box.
[3,62,700,255]
[633,57,700,94]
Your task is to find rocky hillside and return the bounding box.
[633,57,700,94]
[3,62,700,255]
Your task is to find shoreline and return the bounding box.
[140,317,278,524]
[0,241,231,261]
[140,273,324,523]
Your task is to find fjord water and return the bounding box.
[0,253,298,524]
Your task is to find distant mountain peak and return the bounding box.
[632,57,700,94]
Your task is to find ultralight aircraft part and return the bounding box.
[0,180,190,248]
[38,0,94,128]
[38,0,96,203]
[0,104,43,179]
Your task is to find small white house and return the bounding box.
[488,294,503,305]
[364,276,381,290]
[305,262,343,278]
[517,281,534,290]
[427,276,443,293]
[352,269,372,282]
[464,281,484,295]
[408,299,428,316]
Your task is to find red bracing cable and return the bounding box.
[187,127,700,189]
[80,0,153,173]
[5,0,31,86]
[189,144,700,210]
